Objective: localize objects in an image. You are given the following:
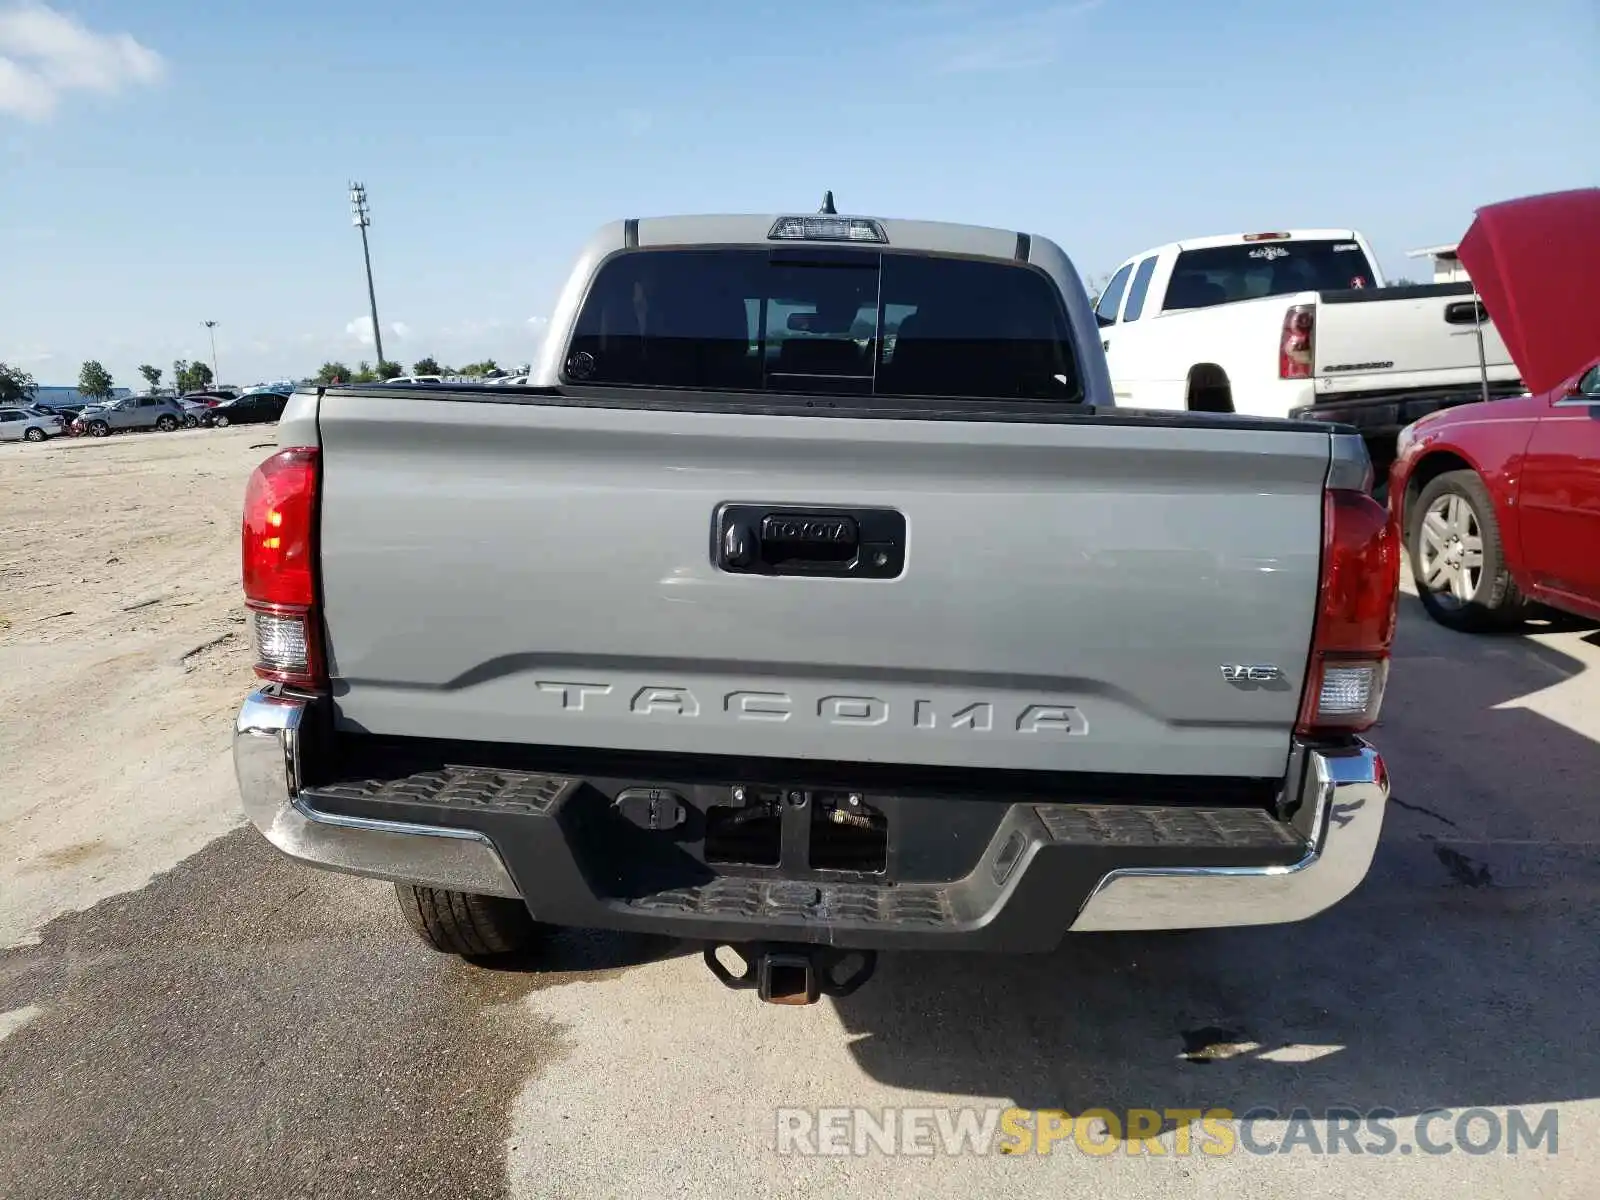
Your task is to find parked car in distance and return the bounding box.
[171,396,215,427]
[233,208,1398,1006]
[383,375,444,385]
[72,394,188,437]
[37,401,87,423]
[0,406,66,442]
[203,391,288,428]
[180,390,237,417]
[1391,188,1599,630]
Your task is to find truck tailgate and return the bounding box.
[315,394,1331,779]
[1314,287,1517,396]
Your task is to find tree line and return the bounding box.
[1,355,531,407]
[0,359,221,404]
[309,357,526,384]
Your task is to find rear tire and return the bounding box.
[156,414,179,432]
[395,884,546,957]
[1408,469,1529,631]
[24,427,45,442]
[1186,364,1234,413]
[183,414,198,428]
[88,420,110,437]
[213,414,230,428]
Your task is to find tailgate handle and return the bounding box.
[714,505,905,578]
[1444,300,1489,325]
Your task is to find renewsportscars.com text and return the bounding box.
[774,1106,1560,1158]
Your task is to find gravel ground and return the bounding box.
[0,428,267,949]
[1,428,1596,1199]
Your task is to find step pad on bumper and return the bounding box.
[299,763,1307,945]
[627,878,953,926]
[314,768,580,817]
[1035,804,1303,851]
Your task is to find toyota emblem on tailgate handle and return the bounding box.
[713,504,905,579]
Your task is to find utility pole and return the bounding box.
[349,182,385,367]
[203,320,220,385]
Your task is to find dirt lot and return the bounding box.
[0,428,270,948]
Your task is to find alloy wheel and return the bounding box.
[1417,491,1484,609]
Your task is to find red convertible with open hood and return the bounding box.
[1390,187,1600,630]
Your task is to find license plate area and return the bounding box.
[705,786,888,875]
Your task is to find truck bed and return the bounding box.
[1313,281,1518,397]
[309,385,1335,781]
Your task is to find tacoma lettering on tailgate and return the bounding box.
[531,680,1087,735]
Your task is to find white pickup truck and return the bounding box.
[1094,230,1524,474]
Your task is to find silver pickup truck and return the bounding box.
[234,210,1398,1005]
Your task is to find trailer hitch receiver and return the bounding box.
[704,942,877,1005]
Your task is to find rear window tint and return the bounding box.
[565,248,1081,402]
[1164,240,1377,311]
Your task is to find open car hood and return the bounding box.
[1456,187,1600,396]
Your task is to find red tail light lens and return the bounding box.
[1279,303,1315,379]
[242,447,323,686]
[1297,488,1400,738]
[243,448,317,605]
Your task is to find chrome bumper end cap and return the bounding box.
[1069,741,1388,932]
[232,687,521,899]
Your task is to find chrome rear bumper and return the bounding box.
[234,686,1387,935]
[233,688,520,898]
[1068,740,1387,930]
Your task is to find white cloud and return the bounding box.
[345,315,411,347]
[0,4,165,120]
[913,0,1103,74]
[527,315,548,329]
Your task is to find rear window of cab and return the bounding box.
[564,247,1083,403]
[1164,240,1378,311]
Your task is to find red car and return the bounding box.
[1390,188,1600,631]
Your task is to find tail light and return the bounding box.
[1297,489,1400,738]
[242,447,323,687]
[1279,303,1315,379]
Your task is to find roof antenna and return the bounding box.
[819,190,837,215]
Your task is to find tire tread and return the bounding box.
[395,884,541,957]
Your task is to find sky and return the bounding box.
[1,0,1595,389]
